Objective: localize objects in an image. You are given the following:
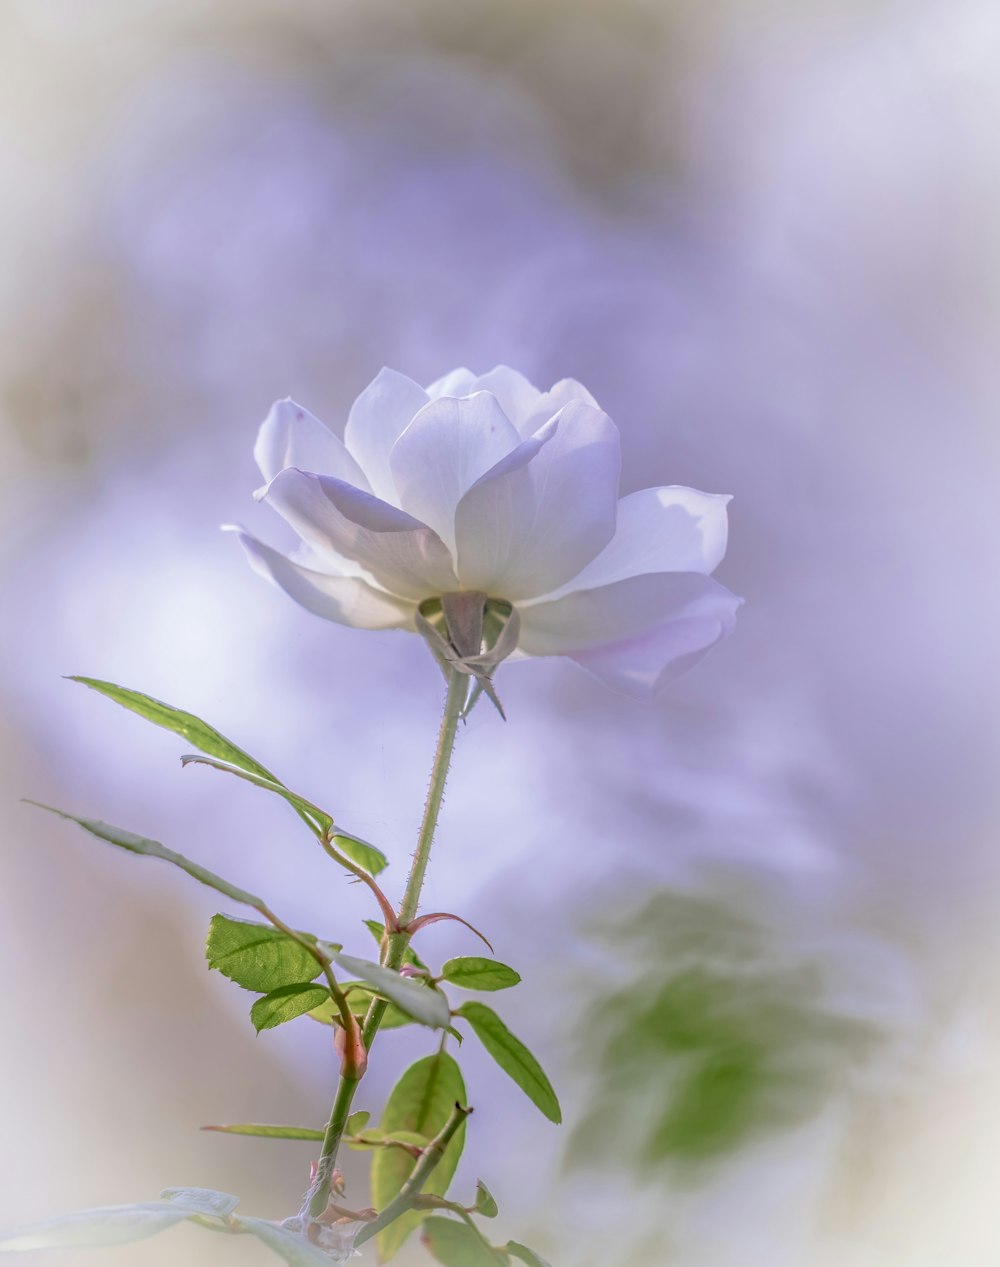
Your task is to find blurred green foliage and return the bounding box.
[570,888,883,1173]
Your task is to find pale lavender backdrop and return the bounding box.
[2,2,999,1265]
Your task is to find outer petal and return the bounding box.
[227,528,415,630]
[454,400,621,600]
[389,392,521,551]
[542,486,731,600]
[517,571,741,695]
[254,398,370,489]
[569,611,739,697]
[261,468,458,600]
[343,368,429,504]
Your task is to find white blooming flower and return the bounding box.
[231,366,740,698]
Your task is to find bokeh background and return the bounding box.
[2,2,999,1265]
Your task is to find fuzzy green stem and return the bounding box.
[308,1069,362,1217]
[353,1102,472,1247]
[308,668,467,1220]
[398,667,467,928]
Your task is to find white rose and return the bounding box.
[230,366,740,698]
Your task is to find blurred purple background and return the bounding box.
[2,2,999,1265]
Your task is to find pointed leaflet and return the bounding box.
[331,832,389,877]
[179,757,390,876]
[0,1197,221,1252]
[371,1052,467,1261]
[28,804,264,907]
[441,958,521,992]
[331,953,451,1029]
[456,1003,561,1124]
[160,1189,240,1218]
[69,676,322,834]
[69,677,276,774]
[251,984,331,1032]
[421,1218,506,1266]
[202,1123,325,1141]
[180,755,333,838]
[472,1181,499,1219]
[505,1243,555,1267]
[207,915,321,993]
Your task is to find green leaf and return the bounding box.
[504,1242,554,1267]
[181,755,332,837]
[308,986,412,1030]
[236,1217,341,1266]
[69,678,279,779]
[346,1110,370,1134]
[0,1204,193,1251]
[364,919,427,969]
[207,914,320,993]
[251,984,330,1032]
[441,957,521,992]
[202,1123,324,1141]
[331,832,388,876]
[372,1052,467,1261]
[160,1188,240,1218]
[456,1003,561,1124]
[472,1180,498,1219]
[421,1217,504,1266]
[28,804,264,908]
[69,676,322,834]
[331,953,451,1029]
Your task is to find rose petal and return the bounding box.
[569,611,739,697]
[261,468,458,600]
[518,570,740,660]
[542,486,731,600]
[466,366,541,432]
[389,391,521,551]
[254,399,370,489]
[454,401,620,599]
[426,367,477,397]
[228,527,415,630]
[343,368,429,504]
[463,368,600,438]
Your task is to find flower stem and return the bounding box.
[397,667,468,929]
[307,668,467,1220]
